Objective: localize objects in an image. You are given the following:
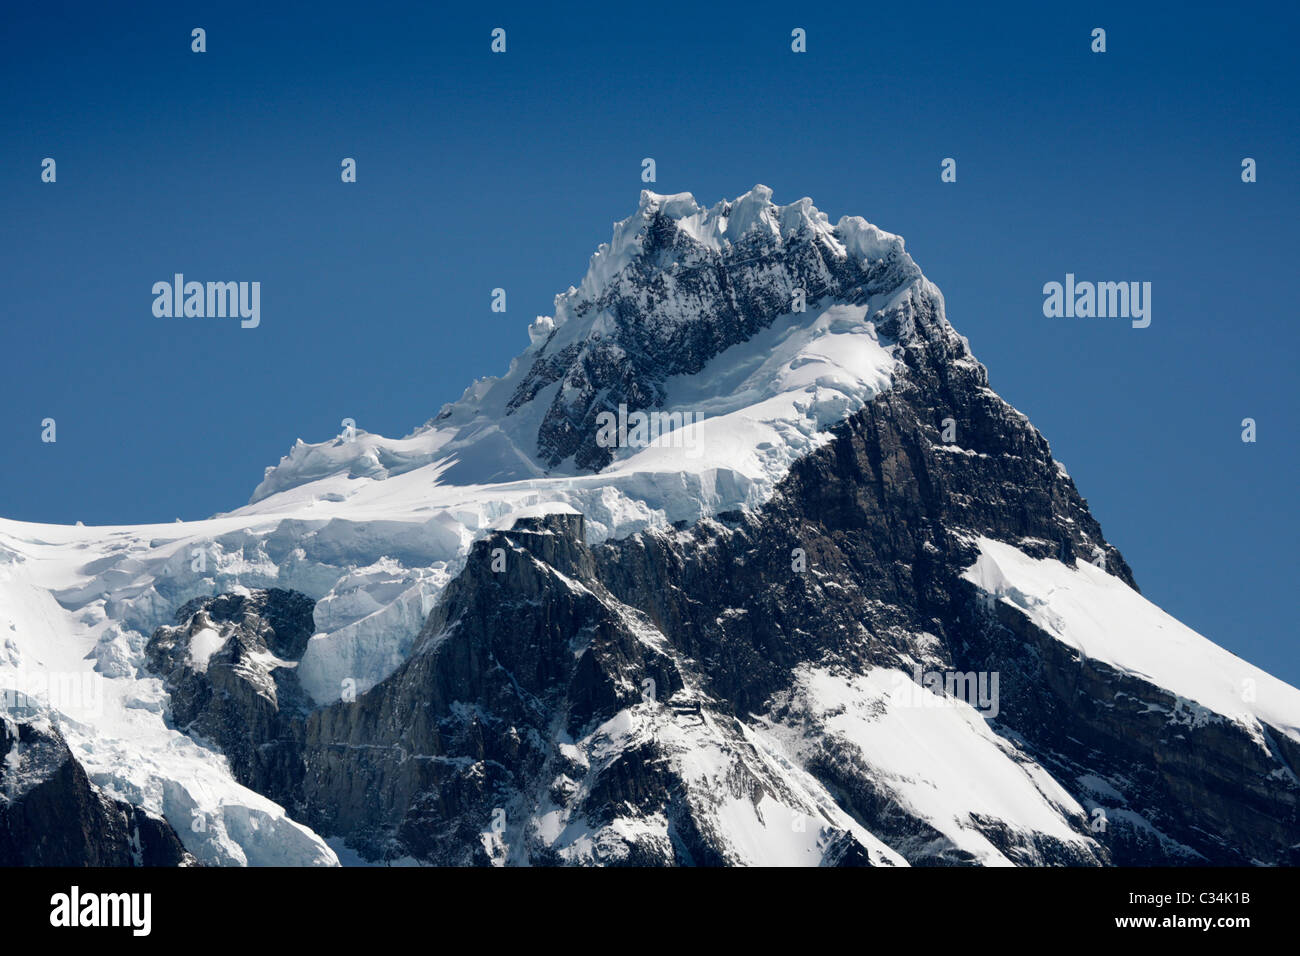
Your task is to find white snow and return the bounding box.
[531,700,906,867]
[962,537,1300,745]
[186,626,227,673]
[768,666,1098,865]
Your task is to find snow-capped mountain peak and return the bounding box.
[7,186,1296,869]
[255,185,934,505]
[560,184,908,326]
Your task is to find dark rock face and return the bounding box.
[145,588,314,812]
[301,515,736,863]
[576,312,1295,864]
[296,513,893,865]
[0,717,191,866]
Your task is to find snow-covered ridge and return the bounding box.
[5,183,1297,867]
[963,537,1300,745]
[766,666,1100,865]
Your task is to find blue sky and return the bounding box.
[2,0,1297,682]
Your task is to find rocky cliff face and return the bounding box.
[0,715,192,866]
[145,589,315,813]
[296,513,898,865]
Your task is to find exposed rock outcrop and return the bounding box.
[145,588,314,813]
[0,715,192,866]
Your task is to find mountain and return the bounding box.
[1,186,1296,866]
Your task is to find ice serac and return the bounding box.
[0,554,340,867]
[1,186,1297,866]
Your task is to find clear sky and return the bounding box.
[2,0,1297,683]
